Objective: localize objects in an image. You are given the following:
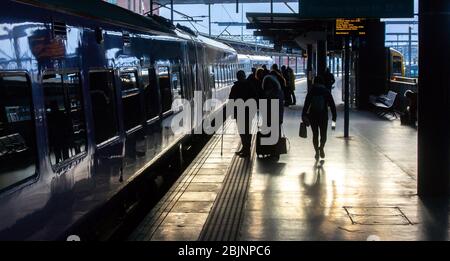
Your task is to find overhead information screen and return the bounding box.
[299,0,414,18]
[335,18,366,36]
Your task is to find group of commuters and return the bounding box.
[229,63,337,161]
[229,64,286,158]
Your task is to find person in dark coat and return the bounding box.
[247,67,257,81]
[255,68,265,100]
[229,70,258,157]
[287,66,296,105]
[323,68,335,91]
[262,65,270,76]
[271,64,286,87]
[247,67,260,106]
[281,65,292,105]
[262,74,284,126]
[302,76,337,161]
[259,74,285,160]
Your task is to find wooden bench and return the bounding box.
[369,91,398,118]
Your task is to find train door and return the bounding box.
[41,70,90,185]
[142,67,161,158]
[170,64,184,113]
[156,65,173,117]
[88,70,123,177]
[119,68,146,162]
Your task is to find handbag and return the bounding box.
[276,137,288,154]
[299,122,307,138]
[276,126,289,155]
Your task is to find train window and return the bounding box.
[225,65,228,85]
[43,72,86,166]
[224,65,228,85]
[158,66,172,114]
[230,64,234,80]
[208,65,215,89]
[182,65,191,100]
[213,65,218,88]
[141,68,160,120]
[89,71,119,145]
[231,64,235,81]
[120,70,142,131]
[171,65,183,112]
[221,65,225,87]
[171,65,183,99]
[392,56,403,76]
[0,73,37,191]
[216,65,220,88]
[64,73,87,158]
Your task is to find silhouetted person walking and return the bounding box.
[281,65,292,105]
[302,76,337,160]
[229,70,257,157]
[323,68,335,91]
[287,66,296,105]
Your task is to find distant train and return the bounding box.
[0,0,253,240]
[238,54,274,75]
[387,47,406,79]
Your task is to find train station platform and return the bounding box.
[129,79,449,241]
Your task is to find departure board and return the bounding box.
[299,0,414,18]
[335,18,366,36]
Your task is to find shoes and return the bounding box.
[238,151,250,158]
[320,148,325,158]
[315,151,320,161]
[235,149,244,155]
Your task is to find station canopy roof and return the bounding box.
[157,0,297,4]
[246,13,334,51]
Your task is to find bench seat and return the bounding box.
[369,91,398,118]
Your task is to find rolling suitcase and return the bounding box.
[256,130,288,158]
[256,131,274,157]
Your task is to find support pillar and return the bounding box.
[418,0,450,197]
[328,54,332,71]
[307,44,313,91]
[208,4,211,36]
[170,0,174,23]
[408,26,412,77]
[344,37,350,138]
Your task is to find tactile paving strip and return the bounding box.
[129,120,234,240]
[198,126,258,241]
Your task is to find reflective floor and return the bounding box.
[239,79,448,241]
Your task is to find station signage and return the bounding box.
[335,18,366,36]
[299,0,414,18]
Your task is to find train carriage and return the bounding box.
[0,0,238,240]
